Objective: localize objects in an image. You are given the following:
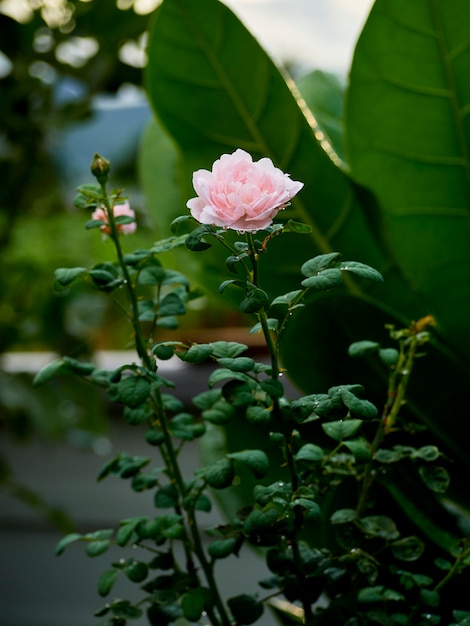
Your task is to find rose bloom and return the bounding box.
[187,149,303,232]
[92,200,136,235]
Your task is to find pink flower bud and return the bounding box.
[92,200,136,236]
[186,149,303,232]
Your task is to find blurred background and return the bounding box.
[0,1,374,625]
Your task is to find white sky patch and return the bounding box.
[223,0,374,74]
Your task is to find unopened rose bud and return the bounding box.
[90,153,111,183]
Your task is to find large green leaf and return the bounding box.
[144,0,397,304]
[143,0,470,472]
[346,0,470,362]
[296,70,346,162]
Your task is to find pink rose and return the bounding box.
[187,149,303,232]
[92,200,136,235]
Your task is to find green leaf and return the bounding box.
[330,508,358,524]
[339,261,383,283]
[249,318,279,335]
[246,406,272,423]
[208,537,238,559]
[209,341,248,358]
[185,224,215,251]
[85,218,106,230]
[322,419,363,441]
[346,0,470,368]
[348,340,380,358]
[290,498,321,520]
[378,347,400,367]
[435,558,452,571]
[178,343,213,363]
[33,355,94,386]
[202,401,235,425]
[227,594,264,625]
[240,285,269,314]
[282,220,312,234]
[158,292,186,317]
[156,315,178,329]
[116,517,147,547]
[154,484,179,508]
[343,438,372,462]
[222,380,255,408]
[340,389,378,419]
[151,234,189,253]
[243,508,279,535]
[119,455,150,479]
[86,540,110,557]
[297,69,346,161]
[358,586,404,604]
[200,458,235,489]
[123,403,153,426]
[145,428,165,446]
[169,413,206,440]
[108,599,142,619]
[420,589,440,607]
[160,517,185,539]
[301,267,343,290]
[300,253,342,277]
[295,443,324,463]
[217,357,255,372]
[123,560,149,583]
[98,569,119,597]
[228,450,269,479]
[375,448,405,464]
[182,588,212,622]
[419,465,450,493]
[138,117,184,239]
[55,532,82,556]
[54,267,87,290]
[192,388,222,409]
[260,378,284,399]
[209,368,250,387]
[109,376,151,408]
[33,358,70,387]
[454,611,470,625]
[413,445,441,462]
[359,515,399,541]
[137,260,166,285]
[271,290,303,307]
[391,536,425,561]
[195,493,212,512]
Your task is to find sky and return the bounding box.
[0,0,375,77]
[223,0,375,75]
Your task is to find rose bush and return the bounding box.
[91,200,136,235]
[186,148,303,231]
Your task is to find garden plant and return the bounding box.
[30,0,470,624]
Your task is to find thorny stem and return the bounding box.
[101,181,230,626]
[99,183,151,369]
[406,539,470,625]
[434,539,470,593]
[356,320,430,516]
[247,232,313,623]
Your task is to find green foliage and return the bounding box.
[36,0,470,624]
[141,0,470,523]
